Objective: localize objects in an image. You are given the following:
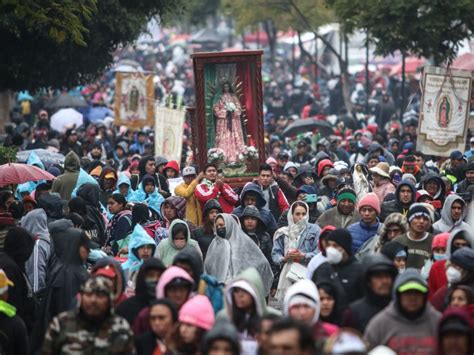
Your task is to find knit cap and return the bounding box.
[407,203,431,223]
[358,192,381,215]
[337,187,357,203]
[179,295,215,330]
[432,233,450,250]
[326,229,353,256]
[451,248,474,272]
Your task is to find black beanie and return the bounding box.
[326,228,353,256]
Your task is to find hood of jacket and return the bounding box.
[161,196,187,220]
[392,268,427,300]
[225,267,267,318]
[21,208,50,241]
[202,320,240,354]
[446,229,474,257]
[421,172,445,200]
[99,166,118,190]
[135,257,166,301]
[168,218,191,248]
[395,180,416,205]
[53,227,85,266]
[64,151,81,173]
[283,279,320,325]
[117,172,131,188]
[155,265,195,298]
[124,224,156,268]
[437,308,474,353]
[37,193,64,221]
[173,248,204,286]
[239,183,266,208]
[203,199,223,218]
[363,254,397,300]
[92,257,127,296]
[438,194,467,230]
[77,183,101,207]
[4,227,35,265]
[239,205,265,227]
[379,213,408,241]
[48,218,74,259]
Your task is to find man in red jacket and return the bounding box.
[195,163,238,214]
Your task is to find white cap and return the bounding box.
[182,166,197,177]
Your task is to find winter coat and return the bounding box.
[343,254,396,333]
[379,181,416,222]
[77,183,107,247]
[116,258,166,326]
[232,183,278,235]
[432,194,470,233]
[364,269,441,353]
[316,205,360,229]
[175,178,203,226]
[21,209,51,293]
[347,220,382,254]
[372,179,395,205]
[51,151,81,201]
[156,219,202,266]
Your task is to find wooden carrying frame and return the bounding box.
[191,50,265,187]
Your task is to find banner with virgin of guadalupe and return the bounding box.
[114,72,154,129]
[154,105,186,163]
[417,66,472,156]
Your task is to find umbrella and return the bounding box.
[0,163,55,187]
[16,149,65,166]
[50,108,84,133]
[390,57,425,75]
[46,93,88,110]
[17,91,34,101]
[282,118,334,137]
[88,106,114,123]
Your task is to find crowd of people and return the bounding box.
[1,34,474,355]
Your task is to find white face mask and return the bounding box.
[446,266,462,284]
[325,247,343,265]
[398,267,406,274]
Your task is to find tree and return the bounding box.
[0,0,188,91]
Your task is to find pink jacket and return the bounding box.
[373,179,396,205]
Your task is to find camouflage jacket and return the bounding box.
[42,309,134,355]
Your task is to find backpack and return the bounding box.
[198,274,225,314]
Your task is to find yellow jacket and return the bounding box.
[174,179,202,226]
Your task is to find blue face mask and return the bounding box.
[433,253,447,261]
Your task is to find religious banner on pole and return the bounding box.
[114,72,154,129]
[154,105,186,163]
[417,66,472,156]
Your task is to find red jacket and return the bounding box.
[428,260,447,300]
[195,182,238,213]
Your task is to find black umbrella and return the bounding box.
[282,118,334,137]
[46,93,88,110]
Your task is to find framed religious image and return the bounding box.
[191,50,265,185]
[114,72,154,129]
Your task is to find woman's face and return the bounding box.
[233,287,254,312]
[144,182,155,194]
[179,323,199,344]
[243,217,258,232]
[450,289,469,308]
[223,83,230,93]
[107,198,123,214]
[173,232,187,250]
[150,304,174,338]
[163,204,177,221]
[215,217,225,229]
[319,288,335,318]
[292,205,307,223]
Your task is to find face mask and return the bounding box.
[398,267,406,274]
[216,227,227,238]
[446,266,462,284]
[433,253,446,261]
[325,247,343,265]
[145,280,158,298]
[174,239,186,249]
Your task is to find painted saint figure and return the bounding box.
[438,96,450,128]
[213,81,245,163]
[129,85,140,113]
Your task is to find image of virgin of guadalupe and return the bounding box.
[438,96,451,128]
[213,81,246,163]
[128,85,140,113]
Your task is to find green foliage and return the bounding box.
[329,0,474,64]
[0,0,187,91]
[0,146,17,165]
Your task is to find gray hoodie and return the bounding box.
[433,194,470,234]
[21,208,51,293]
[364,269,441,352]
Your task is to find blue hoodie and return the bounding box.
[121,224,156,273]
[232,183,277,234]
[113,173,134,201]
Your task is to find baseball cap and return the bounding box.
[398,281,428,293]
[0,269,14,295]
[182,166,197,177]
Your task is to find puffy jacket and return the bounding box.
[347,220,382,254]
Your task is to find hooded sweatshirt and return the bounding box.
[156,219,202,266]
[201,320,240,355]
[121,224,156,274]
[284,280,338,348]
[77,183,106,247]
[432,194,470,234]
[22,208,51,293]
[113,173,134,201]
[380,180,416,222]
[364,269,441,353]
[51,151,81,201]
